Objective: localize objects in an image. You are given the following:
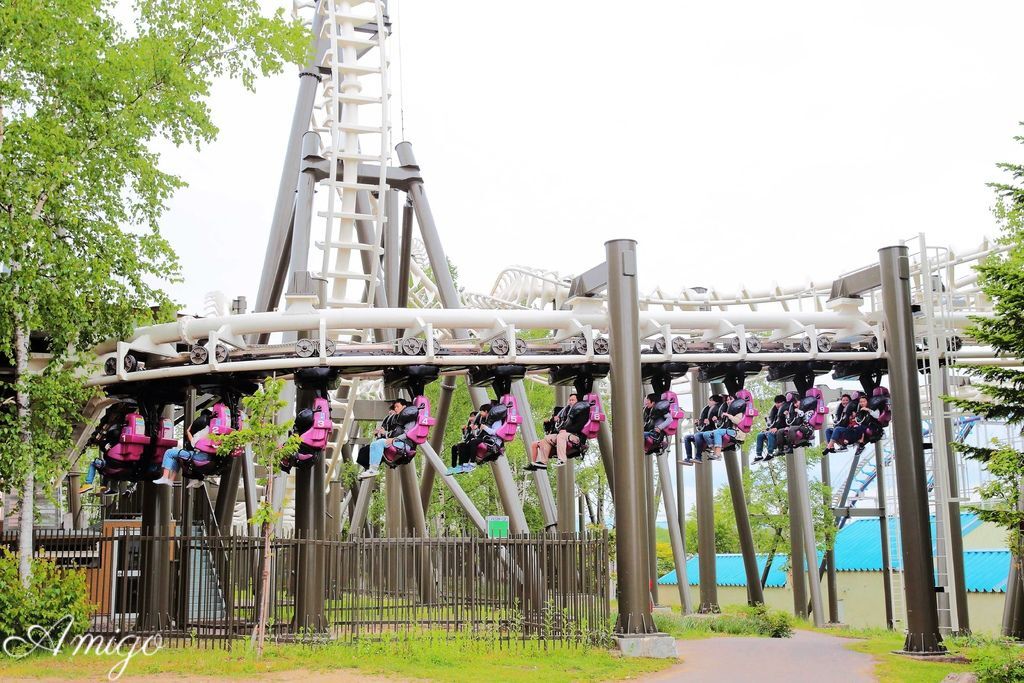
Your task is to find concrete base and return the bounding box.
[615,633,678,659]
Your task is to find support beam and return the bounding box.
[645,453,658,605]
[723,447,764,605]
[875,442,896,630]
[252,13,325,325]
[940,371,970,633]
[879,245,944,653]
[400,462,435,602]
[791,447,825,627]
[420,376,455,511]
[656,451,693,613]
[787,452,807,619]
[607,239,655,634]
[419,442,487,534]
[596,421,616,500]
[819,428,840,623]
[692,375,718,613]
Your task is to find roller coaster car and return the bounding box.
[563,392,606,459]
[281,397,333,473]
[862,387,892,443]
[644,390,686,456]
[474,394,523,464]
[710,389,758,452]
[180,402,240,480]
[382,396,436,468]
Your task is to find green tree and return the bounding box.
[949,131,1024,610]
[0,0,305,584]
[216,377,299,657]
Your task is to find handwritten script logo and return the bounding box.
[3,615,162,681]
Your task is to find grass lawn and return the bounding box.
[0,636,675,682]
[800,624,1024,683]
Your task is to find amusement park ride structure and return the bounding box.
[60,0,1019,652]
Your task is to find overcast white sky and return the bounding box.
[160,0,1024,313]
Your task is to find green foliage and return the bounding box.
[654,541,675,575]
[0,0,306,576]
[0,549,91,645]
[0,367,94,499]
[654,604,793,639]
[972,645,1024,683]
[217,377,299,528]
[946,129,1024,557]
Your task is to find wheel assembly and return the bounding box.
[593,337,610,355]
[295,339,316,358]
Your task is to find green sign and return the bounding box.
[486,515,510,539]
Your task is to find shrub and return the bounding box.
[973,644,1024,683]
[0,549,92,649]
[743,604,794,638]
[652,604,793,639]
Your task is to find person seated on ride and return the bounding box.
[455,402,508,474]
[825,394,852,445]
[773,393,811,456]
[683,395,720,464]
[527,393,579,470]
[704,394,744,461]
[359,398,412,479]
[753,394,787,463]
[848,394,884,456]
[823,393,864,454]
[643,393,675,454]
[153,408,214,489]
[447,410,479,472]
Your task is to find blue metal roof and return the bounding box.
[963,550,1009,593]
[833,513,983,572]
[657,514,1010,592]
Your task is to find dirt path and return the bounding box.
[644,630,876,683]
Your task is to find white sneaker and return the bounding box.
[152,477,172,486]
[551,459,566,468]
[358,467,379,480]
[186,479,204,489]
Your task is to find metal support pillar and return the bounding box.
[723,447,764,605]
[400,463,435,602]
[214,457,242,534]
[692,375,718,613]
[67,473,83,530]
[596,421,616,500]
[349,477,377,537]
[252,12,325,323]
[787,452,808,619]
[420,376,455,511]
[819,428,840,623]
[242,444,258,536]
[675,432,685,536]
[607,239,655,634]
[791,447,825,627]
[139,476,172,630]
[327,480,343,537]
[293,385,323,631]
[656,451,693,613]
[512,380,558,530]
[645,454,658,605]
[875,442,896,629]
[879,245,945,653]
[940,371,970,633]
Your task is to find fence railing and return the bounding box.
[7,529,610,648]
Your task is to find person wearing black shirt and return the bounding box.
[753,394,786,463]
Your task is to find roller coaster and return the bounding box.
[45,0,1019,652]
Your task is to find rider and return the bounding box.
[643,392,673,453]
[823,394,861,454]
[448,410,479,471]
[454,403,505,474]
[824,393,852,445]
[682,394,719,464]
[527,393,579,470]
[850,395,883,456]
[705,394,743,460]
[153,408,213,489]
[359,398,411,480]
[753,394,786,463]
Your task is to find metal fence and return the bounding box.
[10,528,611,647]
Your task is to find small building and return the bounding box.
[657,513,1010,632]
